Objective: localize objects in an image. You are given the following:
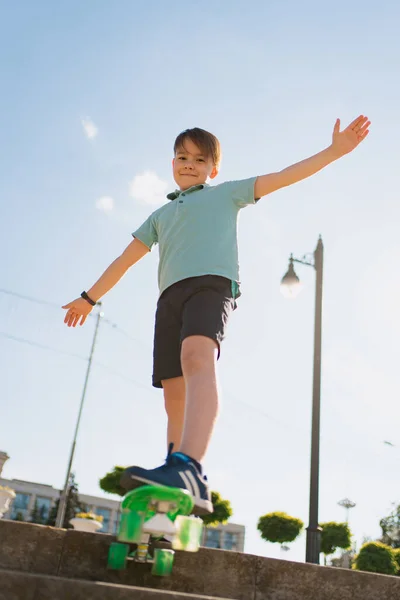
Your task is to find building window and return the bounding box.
[224,532,238,551]
[35,497,52,522]
[204,528,221,549]
[95,507,111,533]
[113,511,121,535]
[10,493,31,521]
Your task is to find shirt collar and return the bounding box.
[167,183,208,201]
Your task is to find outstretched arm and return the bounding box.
[62,237,149,327]
[254,115,370,199]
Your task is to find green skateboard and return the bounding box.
[107,485,203,576]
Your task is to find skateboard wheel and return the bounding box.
[151,548,175,576]
[118,509,144,544]
[172,516,203,552]
[107,542,129,570]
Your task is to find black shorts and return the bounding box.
[152,275,237,388]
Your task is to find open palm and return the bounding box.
[332,115,371,157]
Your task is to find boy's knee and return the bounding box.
[180,336,218,375]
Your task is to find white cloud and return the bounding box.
[129,171,168,206]
[96,196,114,213]
[81,117,98,139]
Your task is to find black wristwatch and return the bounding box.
[81,291,96,306]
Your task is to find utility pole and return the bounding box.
[55,306,103,528]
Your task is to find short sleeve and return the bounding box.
[227,176,259,208]
[132,213,158,250]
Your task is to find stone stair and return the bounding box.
[0,568,231,600]
[1,519,400,600]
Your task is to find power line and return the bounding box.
[0,332,87,361]
[103,319,152,351]
[0,287,149,346]
[95,361,158,396]
[0,331,155,396]
[2,327,398,459]
[0,288,61,310]
[1,288,399,451]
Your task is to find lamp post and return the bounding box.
[280,236,324,564]
[55,305,103,528]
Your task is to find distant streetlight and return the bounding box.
[281,236,324,565]
[338,498,357,523]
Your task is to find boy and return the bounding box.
[63,116,370,515]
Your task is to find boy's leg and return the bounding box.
[178,335,219,463]
[119,276,234,514]
[162,376,186,451]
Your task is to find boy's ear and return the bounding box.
[209,166,219,180]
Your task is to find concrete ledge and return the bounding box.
[0,568,231,600]
[0,520,65,575]
[254,553,400,600]
[1,520,400,600]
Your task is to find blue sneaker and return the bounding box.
[120,452,213,516]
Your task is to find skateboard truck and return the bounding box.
[143,513,177,536]
[107,484,203,576]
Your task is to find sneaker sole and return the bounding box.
[120,472,213,516]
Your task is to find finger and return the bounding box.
[72,314,80,328]
[347,114,365,130]
[64,311,73,324]
[80,315,87,326]
[354,117,369,132]
[358,120,371,134]
[333,118,340,134]
[62,303,71,309]
[357,123,370,142]
[358,129,370,141]
[67,312,76,327]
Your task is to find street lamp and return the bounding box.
[55,304,103,528]
[338,498,356,524]
[280,256,302,299]
[281,236,324,565]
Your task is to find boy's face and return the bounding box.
[172,138,218,190]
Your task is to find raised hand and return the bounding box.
[331,115,371,157]
[62,297,93,327]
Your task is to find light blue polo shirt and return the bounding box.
[132,177,258,298]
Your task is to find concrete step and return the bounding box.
[1,520,400,600]
[0,568,232,600]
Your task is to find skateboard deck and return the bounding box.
[107,484,203,576]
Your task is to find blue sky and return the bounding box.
[1,0,400,562]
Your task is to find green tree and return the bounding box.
[99,466,126,497]
[393,548,400,575]
[47,473,84,529]
[99,467,232,526]
[320,521,352,564]
[379,504,400,549]
[30,503,47,525]
[354,541,398,575]
[257,512,304,548]
[200,491,232,527]
[13,511,24,522]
